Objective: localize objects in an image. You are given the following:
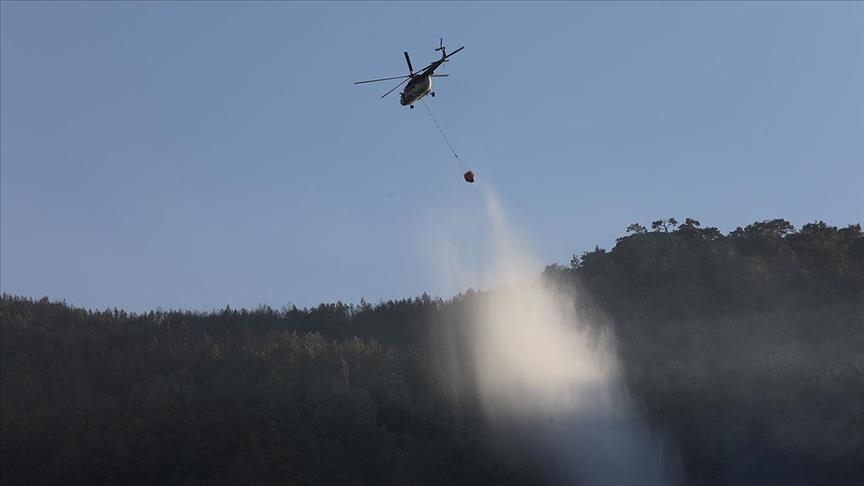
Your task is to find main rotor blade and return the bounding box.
[404,51,414,74]
[381,77,410,98]
[410,62,433,74]
[354,75,410,85]
[431,74,449,77]
[445,46,464,58]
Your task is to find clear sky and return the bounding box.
[2,2,862,312]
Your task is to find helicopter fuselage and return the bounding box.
[400,75,432,106]
[400,58,446,107]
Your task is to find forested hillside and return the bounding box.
[548,219,864,485]
[2,218,862,485]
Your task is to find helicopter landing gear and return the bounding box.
[430,91,435,97]
[410,105,414,109]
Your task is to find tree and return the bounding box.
[676,218,722,240]
[682,218,700,228]
[730,219,795,240]
[651,218,679,232]
[626,223,647,235]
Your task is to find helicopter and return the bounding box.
[354,38,464,109]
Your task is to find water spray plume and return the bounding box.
[435,188,681,485]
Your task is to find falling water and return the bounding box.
[433,189,681,485]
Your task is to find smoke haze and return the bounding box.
[434,189,681,485]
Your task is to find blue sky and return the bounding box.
[2,2,862,312]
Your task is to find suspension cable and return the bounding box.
[422,99,465,170]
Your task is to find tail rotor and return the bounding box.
[435,37,446,58]
[436,38,463,61]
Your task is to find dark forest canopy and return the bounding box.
[2,218,863,485]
